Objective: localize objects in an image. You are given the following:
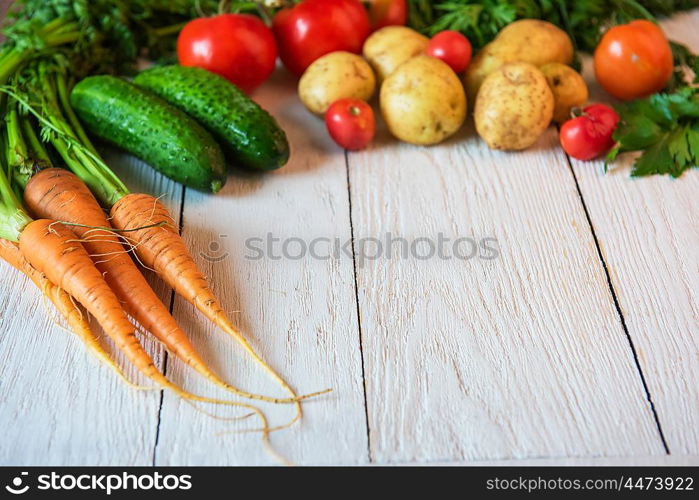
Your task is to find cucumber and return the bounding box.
[133,66,289,171]
[70,75,227,193]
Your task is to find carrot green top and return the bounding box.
[0,150,32,243]
[2,59,130,208]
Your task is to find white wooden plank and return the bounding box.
[0,155,180,465]
[568,10,699,455]
[348,122,666,463]
[153,68,368,465]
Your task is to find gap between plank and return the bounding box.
[151,184,187,466]
[344,150,373,464]
[563,153,670,455]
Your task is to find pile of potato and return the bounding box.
[298,19,589,151]
[299,25,466,146]
[466,20,588,150]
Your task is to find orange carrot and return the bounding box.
[109,193,323,417]
[4,232,286,461]
[16,219,271,414]
[18,219,180,391]
[24,168,308,405]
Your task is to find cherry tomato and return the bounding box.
[425,31,472,74]
[560,104,619,161]
[273,0,370,77]
[368,0,408,31]
[325,99,376,150]
[177,14,277,93]
[594,20,673,101]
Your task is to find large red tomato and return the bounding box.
[273,0,371,77]
[177,14,277,93]
[594,20,673,101]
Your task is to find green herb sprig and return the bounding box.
[607,87,699,177]
[407,0,699,52]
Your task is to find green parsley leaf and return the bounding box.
[612,88,699,178]
[630,134,674,177]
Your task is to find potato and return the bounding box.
[540,63,588,123]
[463,42,509,103]
[464,20,574,102]
[298,51,376,114]
[363,26,429,82]
[381,55,466,145]
[495,20,574,66]
[474,62,554,150]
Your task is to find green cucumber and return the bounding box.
[70,75,227,192]
[133,66,289,171]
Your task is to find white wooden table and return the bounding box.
[1,10,697,467]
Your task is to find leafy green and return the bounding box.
[608,87,699,177]
[407,0,698,52]
[422,0,547,47]
[0,0,225,80]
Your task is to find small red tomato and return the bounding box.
[273,0,371,77]
[594,20,673,100]
[425,31,472,74]
[177,14,277,93]
[560,104,619,161]
[325,99,376,150]
[368,0,408,31]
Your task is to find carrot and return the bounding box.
[109,192,325,419]
[2,232,284,462]
[16,220,266,411]
[24,168,308,404]
[17,219,178,391]
[0,238,136,386]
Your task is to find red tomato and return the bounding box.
[560,104,619,161]
[425,31,472,73]
[325,99,376,150]
[368,0,408,31]
[273,0,370,77]
[594,20,673,101]
[177,14,277,93]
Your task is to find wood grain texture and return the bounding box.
[0,156,181,465]
[152,69,368,466]
[348,123,666,463]
[568,10,699,455]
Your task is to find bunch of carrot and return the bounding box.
[0,1,327,461]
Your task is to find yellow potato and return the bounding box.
[474,62,554,150]
[381,55,466,145]
[495,20,574,65]
[363,26,429,82]
[298,51,376,114]
[464,20,574,102]
[540,63,588,123]
[463,42,508,103]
